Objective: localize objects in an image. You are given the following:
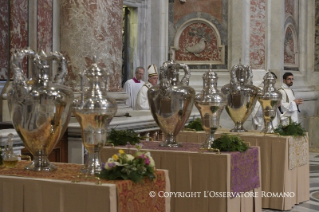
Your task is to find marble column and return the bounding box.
[0,1,9,79]
[9,0,29,75]
[265,0,284,75]
[228,0,245,66]
[60,0,123,92]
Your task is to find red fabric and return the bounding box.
[132,77,141,83]
[0,161,166,212]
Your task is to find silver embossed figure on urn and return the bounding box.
[221,62,258,132]
[8,48,74,171]
[257,72,282,133]
[148,55,195,147]
[195,67,226,149]
[73,56,117,175]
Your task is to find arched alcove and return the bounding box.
[171,18,225,65]
[284,17,299,70]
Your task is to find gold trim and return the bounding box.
[72,174,102,185]
[18,155,31,161]
[199,147,221,154]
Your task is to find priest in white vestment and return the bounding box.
[278,72,303,124]
[135,64,158,110]
[123,67,145,109]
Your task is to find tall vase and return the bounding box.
[148,57,195,147]
[221,62,258,132]
[257,72,282,133]
[195,67,226,149]
[73,56,117,175]
[8,48,74,171]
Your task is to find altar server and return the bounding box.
[123,67,145,109]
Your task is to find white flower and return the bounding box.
[149,156,155,167]
[107,158,114,163]
[126,154,134,161]
[144,152,155,167]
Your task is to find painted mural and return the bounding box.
[249,0,266,69]
[175,22,222,63]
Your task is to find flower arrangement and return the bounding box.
[98,144,156,183]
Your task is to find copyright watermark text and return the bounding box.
[149,191,295,198]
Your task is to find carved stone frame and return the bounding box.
[171,18,225,65]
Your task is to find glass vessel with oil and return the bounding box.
[195,67,227,149]
[8,48,74,171]
[73,56,117,175]
[2,133,19,168]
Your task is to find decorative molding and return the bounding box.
[171,18,225,65]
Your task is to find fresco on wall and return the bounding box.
[0,1,9,79]
[284,27,296,65]
[174,22,224,64]
[249,0,266,69]
[37,0,53,52]
[315,0,319,72]
[169,0,228,69]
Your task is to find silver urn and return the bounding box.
[195,67,226,149]
[8,48,74,171]
[73,56,117,175]
[221,62,258,132]
[257,72,282,133]
[148,57,195,147]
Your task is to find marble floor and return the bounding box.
[262,151,319,212]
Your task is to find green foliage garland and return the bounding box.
[274,122,306,136]
[212,134,249,152]
[185,118,204,131]
[107,128,142,146]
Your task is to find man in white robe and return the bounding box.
[135,64,158,110]
[278,72,303,124]
[123,67,145,109]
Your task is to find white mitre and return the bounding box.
[147,64,158,78]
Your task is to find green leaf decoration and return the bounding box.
[274,121,306,136]
[212,134,249,152]
[185,118,204,131]
[107,128,142,146]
